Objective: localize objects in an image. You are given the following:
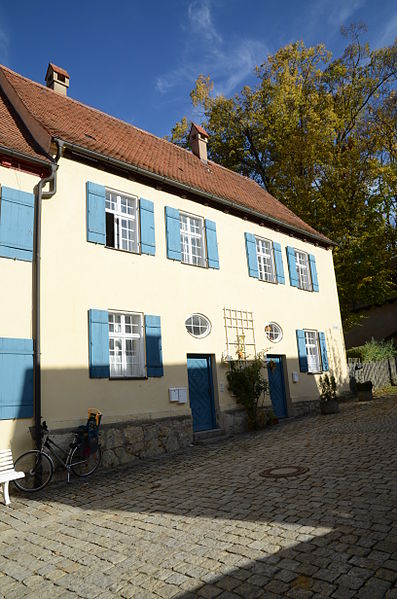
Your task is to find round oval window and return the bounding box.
[185,314,211,338]
[265,322,283,343]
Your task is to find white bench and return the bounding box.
[0,449,25,506]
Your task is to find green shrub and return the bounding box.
[347,339,396,362]
[319,373,337,402]
[226,356,268,430]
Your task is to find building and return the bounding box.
[0,63,348,464]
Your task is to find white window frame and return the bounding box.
[185,314,211,338]
[180,211,206,267]
[105,189,139,253]
[304,329,321,373]
[265,322,283,343]
[255,236,276,283]
[108,311,145,378]
[295,250,312,291]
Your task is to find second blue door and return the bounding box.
[187,355,216,432]
[267,355,288,418]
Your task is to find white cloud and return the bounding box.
[302,0,366,35]
[155,0,267,99]
[327,0,366,26]
[187,0,222,44]
[377,11,397,47]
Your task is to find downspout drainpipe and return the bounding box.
[33,140,64,449]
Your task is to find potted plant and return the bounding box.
[319,373,339,414]
[356,380,373,401]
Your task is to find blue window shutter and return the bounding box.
[296,330,308,372]
[245,233,259,278]
[0,187,34,262]
[145,315,163,377]
[273,242,285,284]
[309,254,319,292]
[88,309,110,378]
[140,198,155,255]
[287,246,299,287]
[86,182,106,244]
[0,338,33,420]
[205,219,220,269]
[165,207,181,261]
[319,332,329,371]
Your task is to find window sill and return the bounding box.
[258,277,278,285]
[109,376,148,380]
[105,245,141,256]
[181,260,208,269]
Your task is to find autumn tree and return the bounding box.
[169,29,397,328]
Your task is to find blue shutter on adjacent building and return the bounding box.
[86,182,106,244]
[139,198,155,255]
[309,254,319,292]
[145,315,163,377]
[205,219,220,269]
[318,332,329,371]
[296,330,308,372]
[88,309,110,378]
[273,242,285,284]
[287,246,299,287]
[245,233,259,278]
[0,187,34,262]
[165,207,182,261]
[0,338,33,420]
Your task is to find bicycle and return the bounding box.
[13,415,102,492]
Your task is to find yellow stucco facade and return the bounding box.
[0,156,348,457]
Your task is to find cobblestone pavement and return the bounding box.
[1,397,397,599]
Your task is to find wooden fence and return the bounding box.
[348,357,397,389]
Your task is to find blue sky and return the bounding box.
[0,1,396,139]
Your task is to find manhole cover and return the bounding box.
[259,465,309,479]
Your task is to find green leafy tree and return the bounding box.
[170,28,397,328]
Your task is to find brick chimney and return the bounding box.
[45,63,70,96]
[189,123,209,163]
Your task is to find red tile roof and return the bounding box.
[0,90,49,162]
[0,64,330,244]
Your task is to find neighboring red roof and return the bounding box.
[46,63,70,79]
[0,64,330,244]
[190,122,209,138]
[0,90,49,162]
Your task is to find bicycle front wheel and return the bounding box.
[70,445,102,477]
[13,450,54,492]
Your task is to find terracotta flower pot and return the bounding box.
[320,399,340,414]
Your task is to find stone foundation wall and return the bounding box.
[38,415,193,474]
[100,416,193,468]
[291,399,321,418]
[221,408,247,434]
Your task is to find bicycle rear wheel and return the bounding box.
[70,445,102,477]
[13,450,54,492]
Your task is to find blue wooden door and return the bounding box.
[187,355,216,432]
[267,355,287,418]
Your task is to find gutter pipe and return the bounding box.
[55,138,334,248]
[33,140,64,449]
